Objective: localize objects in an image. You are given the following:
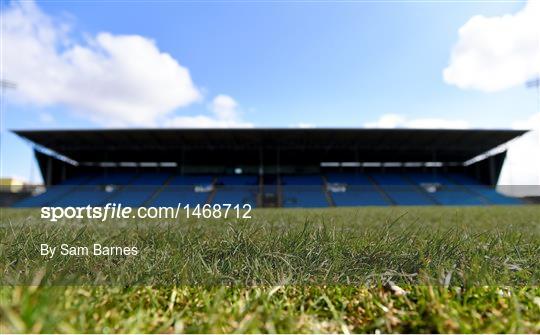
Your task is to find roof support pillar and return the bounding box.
[432,148,437,178]
[258,147,263,176]
[61,163,66,182]
[46,156,53,187]
[180,148,185,175]
[277,147,281,176]
[489,155,496,186]
[355,146,359,174]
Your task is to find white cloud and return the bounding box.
[443,0,540,92]
[39,112,54,124]
[163,115,253,128]
[498,112,540,195]
[511,111,540,130]
[163,94,253,128]
[442,0,540,193]
[2,0,201,126]
[210,94,238,120]
[286,123,316,128]
[364,114,470,129]
[364,114,405,128]
[297,123,316,128]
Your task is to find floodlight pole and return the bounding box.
[0,79,18,182]
[525,76,540,187]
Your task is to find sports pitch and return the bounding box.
[1,206,539,333]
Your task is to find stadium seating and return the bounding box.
[212,187,258,207]
[281,175,329,207]
[330,187,390,206]
[429,188,486,206]
[406,172,453,185]
[13,185,76,207]
[149,175,214,207]
[14,170,521,208]
[465,185,521,205]
[369,173,436,205]
[85,172,136,185]
[53,172,137,207]
[61,174,96,185]
[282,187,330,208]
[325,173,390,206]
[13,174,95,207]
[445,173,482,185]
[445,173,521,205]
[405,172,485,205]
[216,175,258,186]
[325,172,372,185]
[106,172,171,207]
[212,175,259,207]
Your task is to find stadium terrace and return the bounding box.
[12,128,527,208]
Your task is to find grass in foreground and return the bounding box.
[2,285,540,333]
[1,206,539,333]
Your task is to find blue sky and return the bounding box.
[1,0,539,186]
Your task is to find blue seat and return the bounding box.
[466,185,522,205]
[430,188,485,205]
[445,173,482,186]
[213,175,259,206]
[13,174,95,207]
[212,187,258,207]
[404,172,485,205]
[446,173,521,205]
[130,172,171,185]
[50,172,137,207]
[86,172,135,185]
[150,186,210,207]
[281,176,327,207]
[13,171,523,208]
[325,173,390,206]
[369,173,411,186]
[282,186,329,208]
[13,185,76,207]
[281,175,323,185]
[217,175,258,185]
[53,186,114,207]
[369,173,435,205]
[325,173,373,185]
[331,190,390,206]
[383,187,436,205]
[168,175,214,186]
[107,173,171,207]
[61,174,96,185]
[150,175,214,207]
[406,172,453,185]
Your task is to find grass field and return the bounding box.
[1,206,539,333]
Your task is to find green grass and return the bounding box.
[1,206,539,333]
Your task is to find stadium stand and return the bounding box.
[212,175,259,207]
[12,128,527,208]
[106,172,171,207]
[325,173,390,206]
[13,170,522,208]
[13,174,95,207]
[281,175,329,207]
[445,173,521,205]
[406,172,485,205]
[370,172,436,205]
[149,175,214,207]
[53,172,136,207]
